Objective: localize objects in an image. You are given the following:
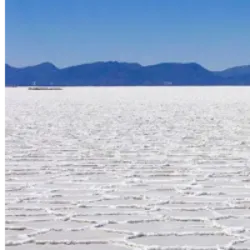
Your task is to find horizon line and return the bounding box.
[5,60,250,71]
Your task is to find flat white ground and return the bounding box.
[5,87,250,250]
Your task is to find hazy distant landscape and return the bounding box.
[5,62,250,86]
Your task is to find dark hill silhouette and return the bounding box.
[132,63,223,85]
[215,65,250,78]
[5,61,250,86]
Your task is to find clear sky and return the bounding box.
[5,0,250,70]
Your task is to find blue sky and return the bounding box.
[5,0,250,70]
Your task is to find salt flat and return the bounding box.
[5,87,250,250]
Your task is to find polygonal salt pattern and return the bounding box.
[5,87,250,250]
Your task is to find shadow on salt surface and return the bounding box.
[6,244,130,250]
[130,234,235,247]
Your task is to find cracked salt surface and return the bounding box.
[5,87,250,250]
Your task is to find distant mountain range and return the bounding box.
[5,62,250,86]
